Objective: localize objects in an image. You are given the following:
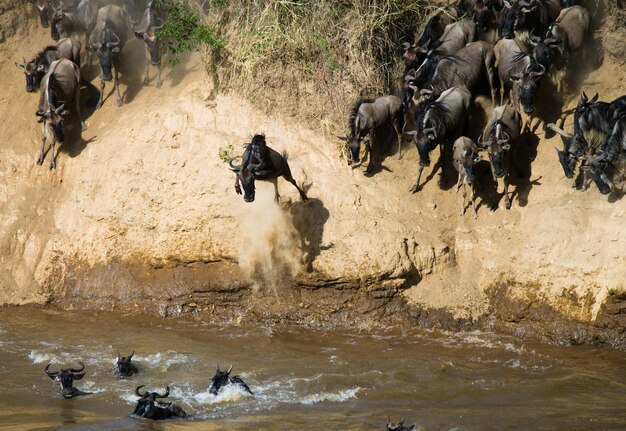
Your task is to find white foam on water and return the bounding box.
[191,384,253,405]
[79,380,106,395]
[139,351,194,372]
[28,350,51,364]
[298,387,361,405]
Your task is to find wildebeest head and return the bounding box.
[407,116,439,167]
[472,0,494,33]
[50,3,65,41]
[115,351,136,378]
[547,123,577,178]
[508,59,545,114]
[90,26,121,82]
[37,0,52,28]
[133,5,165,66]
[208,364,233,395]
[132,385,186,420]
[16,57,45,93]
[499,0,521,39]
[36,103,69,143]
[480,124,511,179]
[529,31,558,70]
[386,417,415,431]
[455,145,482,183]
[228,159,258,202]
[45,362,86,398]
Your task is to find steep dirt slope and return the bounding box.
[0,3,624,347]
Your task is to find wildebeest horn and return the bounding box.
[248,161,262,170]
[45,363,59,377]
[581,92,588,104]
[420,89,433,96]
[404,73,416,81]
[529,29,540,43]
[155,386,170,398]
[415,45,428,54]
[153,17,165,31]
[89,33,101,49]
[129,351,135,359]
[402,42,411,50]
[497,131,510,144]
[530,63,546,78]
[424,126,436,136]
[507,66,522,81]
[228,159,241,172]
[503,0,512,8]
[547,123,573,139]
[227,364,233,374]
[108,31,121,47]
[54,104,65,114]
[135,385,148,397]
[408,84,418,92]
[69,361,85,373]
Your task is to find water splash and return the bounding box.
[299,387,361,405]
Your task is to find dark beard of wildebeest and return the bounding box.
[16,38,82,93]
[405,85,471,193]
[339,95,405,174]
[133,1,165,87]
[410,40,496,107]
[114,351,138,378]
[132,386,188,420]
[208,364,253,396]
[386,417,415,431]
[45,362,89,399]
[89,4,130,109]
[479,103,522,209]
[36,59,86,170]
[228,134,309,203]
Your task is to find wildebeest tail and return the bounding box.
[281,149,289,161]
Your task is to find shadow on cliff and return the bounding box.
[289,198,331,273]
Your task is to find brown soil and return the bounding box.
[0,1,625,348]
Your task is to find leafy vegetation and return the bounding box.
[218,144,234,163]
[154,0,224,66]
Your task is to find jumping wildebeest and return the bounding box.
[16,38,81,93]
[494,37,546,116]
[45,362,90,398]
[386,418,415,431]
[452,137,482,218]
[406,85,472,192]
[479,103,522,209]
[413,40,496,106]
[35,59,86,170]
[208,364,253,396]
[132,386,188,420]
[228,134,308,203]
[114,351,138,378]
[133,1,165,87]
[339,95,405,173]
[89,4,131,109]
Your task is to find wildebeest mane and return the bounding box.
[511,51,530,65]
[348,98,375,136]
[424,100,452,122]
[47,73,67,109]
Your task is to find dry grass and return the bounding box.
[194,0,432,136]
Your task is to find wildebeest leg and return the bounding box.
[114,64,123,107]
[410,164,425,193]
[270,178,280,203]
[144,47,150,85]
[49,139,56,170]
[96,76,106,110]
[37,122,48,165]
[233,175,242,195]
[282,173,308,202]
[456,175,465,215]
[392,119,404,160]
[156,64,162,88]
[74,70,87,132]
[503,175,511,209]
[471,182,478,219]
[437,142,447,188]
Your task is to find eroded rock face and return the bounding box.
[0,3,624,349]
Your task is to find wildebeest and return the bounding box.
[494,37,546,115]
[544,6,589,57]
[452,137,482,218]
[479,103,522,209]
[89,4,131,109]
[401,9,453,73]
[208,364,253,396]
[35,59,86,170]
[51,0,126,41]
[413,40,496,106]
[132,1,165,87]
[16,38,81,93]
[114,351,138,378]
[339,95,405,173]
[228,134,308,203]
[36,0,58,29]
[584,113,626,193]
[499,0,561,39]
[132,385,187,420]
[45,362,89,398]
[406,85,472,192]
[386,418,415,431]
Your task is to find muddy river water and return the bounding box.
[0,307,624,430]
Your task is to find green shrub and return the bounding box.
[218,144,234,162]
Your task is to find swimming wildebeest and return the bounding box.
[35,59,86,170]
[228,134,308,203]
[479,103,522,209]
[132,1,165,87]
[452,137,482,218]
[412,40,496,106]
[339,95,405,173]
[89,4,131,109]
[208,364,253,396]
[494,37,546,118]
[16,38,81,93]
[132,386,187,420]
[386,417,415,431]
[114,351,138,378]
[405,86,471,192]
[45,362,90,398]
